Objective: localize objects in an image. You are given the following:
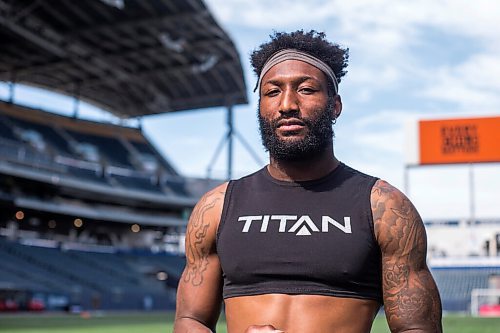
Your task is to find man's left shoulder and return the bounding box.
[370,179,425,245]
[370,179,412,213]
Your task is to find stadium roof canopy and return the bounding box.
[0,0,248,118]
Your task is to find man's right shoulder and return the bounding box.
[198,182,229,208]
[188,182,229,229]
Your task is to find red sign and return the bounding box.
[419,117,500,165]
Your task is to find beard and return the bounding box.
[258,101,334,162]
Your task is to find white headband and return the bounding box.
[254,49,339,94]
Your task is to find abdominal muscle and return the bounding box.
[224,294,380,333]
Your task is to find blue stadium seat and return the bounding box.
[431,266,500,312]
[0,237,184,310]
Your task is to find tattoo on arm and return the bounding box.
[183,190,224,287]
[372,182,442,332]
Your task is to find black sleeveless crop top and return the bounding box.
[216,163,382,303]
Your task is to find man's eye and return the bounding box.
[299,87,316,94]
[265,89,280,97]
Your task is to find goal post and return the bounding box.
[471,288,500,317]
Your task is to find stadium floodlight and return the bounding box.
[131,224,141,233]
[158,32,186,52]
[156,271,168,281]
[74,218,83,228]
[15,211,24,220]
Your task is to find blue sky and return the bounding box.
[1,0,499,220]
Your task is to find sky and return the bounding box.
[1,0,499,220]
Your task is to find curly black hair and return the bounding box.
[250,30,349,92]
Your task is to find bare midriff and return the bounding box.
[224,294,380,333]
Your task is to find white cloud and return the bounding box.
[208,0,499,44]
[346,65,401,90]
[420,53,500,109]
[206,0,338,29]
[339,113,404,172]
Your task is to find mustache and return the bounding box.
[269,114,313,129]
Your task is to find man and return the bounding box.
[174,30,442,333]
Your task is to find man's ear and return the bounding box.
[333,95,342,120]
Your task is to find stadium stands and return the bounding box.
[3,231,499,312]
[431,266,500,312]
[0,0,247,313]
[4,113,73,155]
[426,219,500,257]
[0,100,223,311]
[66,130,135,168]
[0,237,184,310]
[0,101,214,197]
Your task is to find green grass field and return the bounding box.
[1,312,500,333]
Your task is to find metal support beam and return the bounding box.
[227,105,233,180]
[404,164,410,196]
[0,10,68,58]
[9,0,43,23]
[72,85,80,118]
[206,105,263,180]
[138,117,143,131]
[206,128,227,179]
[469,163,475,224]
[234,131,264,167]
[404,163,485,226]
[8,72,15,103]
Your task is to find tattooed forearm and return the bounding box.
[183,189,224,286]
[372,181,442,332]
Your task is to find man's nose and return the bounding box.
[279,88,299,115]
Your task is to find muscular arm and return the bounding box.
[372,180,442,333]
[174,183,227,333]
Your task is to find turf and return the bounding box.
[1,312,500,333]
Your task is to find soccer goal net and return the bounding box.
[471,288,500,317]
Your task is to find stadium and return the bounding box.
[1,1,500,332]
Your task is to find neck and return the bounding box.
[267,148,339,182]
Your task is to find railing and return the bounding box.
[0,138,168,192]
[0,138,66,173]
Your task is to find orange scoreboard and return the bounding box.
[418,116,500,165]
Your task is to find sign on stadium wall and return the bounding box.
[405,116,500,165]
